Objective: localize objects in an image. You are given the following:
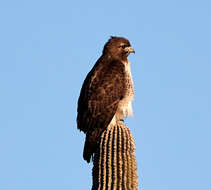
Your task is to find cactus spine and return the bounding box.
[92,122,138,190]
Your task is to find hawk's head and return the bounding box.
[103,36,135,61]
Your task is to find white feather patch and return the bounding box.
[109,60,134,126]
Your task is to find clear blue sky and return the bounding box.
[0,0,211,189]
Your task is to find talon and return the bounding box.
[116,120,122,125]
[117,119,124,125]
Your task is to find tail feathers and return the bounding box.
[83,128,106,163]
[83,136,96,163]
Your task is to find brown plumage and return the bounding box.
[77,36,135,163]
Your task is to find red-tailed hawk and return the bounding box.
[77,36,135,163]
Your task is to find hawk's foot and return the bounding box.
[117,119,124,126]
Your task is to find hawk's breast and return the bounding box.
[115,60,134,121]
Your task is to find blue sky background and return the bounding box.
[0,0,211,189]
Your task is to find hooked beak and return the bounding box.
[126,46,135,54]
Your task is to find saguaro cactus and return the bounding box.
[92,122,138,190]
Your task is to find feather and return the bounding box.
[77,37,135,163]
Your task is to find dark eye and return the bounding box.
[121,45,127,49]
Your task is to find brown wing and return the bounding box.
[77,57,126,162]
